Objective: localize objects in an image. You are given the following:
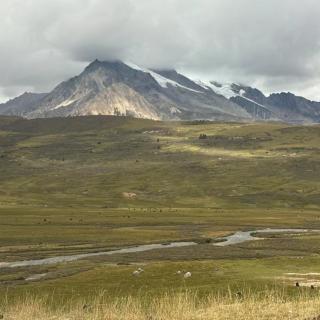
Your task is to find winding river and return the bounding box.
[0,228,316,269]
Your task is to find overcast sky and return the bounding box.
[1,0,320,103]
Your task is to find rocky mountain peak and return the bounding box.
[0,60,319,123]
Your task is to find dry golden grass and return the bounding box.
[1,291,320,320]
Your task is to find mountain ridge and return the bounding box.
[0,60,319,123]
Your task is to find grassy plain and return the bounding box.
[0,115,320,305]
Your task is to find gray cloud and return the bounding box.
[0,0,320,102]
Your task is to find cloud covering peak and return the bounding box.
[1,0,320,102]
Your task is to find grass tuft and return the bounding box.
[1,290,320,319]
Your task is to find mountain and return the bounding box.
[0,60,319,123]
[0,92,47,116]
[0,60,251,121]
[211,82,320,124]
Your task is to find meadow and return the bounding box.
[0,115,320,317]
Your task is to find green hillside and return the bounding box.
[0,115,319,209]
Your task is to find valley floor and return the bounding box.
[0,116,320,317]
[2,206,320,300]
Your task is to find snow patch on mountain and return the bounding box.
[195,80,239,99]
[196,80,272,111]
[53,98,77,110]
[170,106,182,114]
[238,95,269,109]
[195,79,279,119]
[124,62,203,94]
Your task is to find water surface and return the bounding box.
[0,242,196,269]
[214,228,311,247]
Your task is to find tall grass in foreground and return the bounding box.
[1,290,320,320]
